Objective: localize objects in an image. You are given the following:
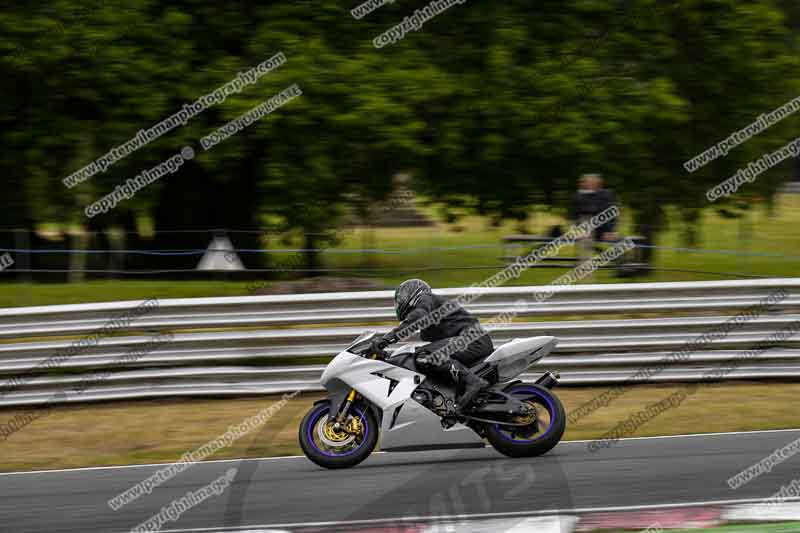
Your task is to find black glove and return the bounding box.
[416,350,448,370]
[368,336,391,359]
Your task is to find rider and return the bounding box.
[370,279,493,412]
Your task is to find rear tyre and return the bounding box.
[299,401,378,469]
[485,383,566,458]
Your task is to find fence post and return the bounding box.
[13,229,32,283]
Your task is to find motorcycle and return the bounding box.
[299,331,566,469]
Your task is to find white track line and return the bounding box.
[127,496,800,533]
[564,427,800,444]
[2,427,799,477]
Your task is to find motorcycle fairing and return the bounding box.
[380,398,484,451]
[321,350,484,451]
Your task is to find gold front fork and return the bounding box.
[336,353,378,424]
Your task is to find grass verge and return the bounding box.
[0,381,798,473]
[1,195,800,308]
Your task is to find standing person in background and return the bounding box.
[571,174,618,259]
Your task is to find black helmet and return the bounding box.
[394,279,431,321]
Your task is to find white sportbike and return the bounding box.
[299,332,566,469]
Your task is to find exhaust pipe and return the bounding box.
[535,371,560,389]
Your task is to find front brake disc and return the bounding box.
[317,414,356,447]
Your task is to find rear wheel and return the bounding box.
[485,384,566,458]
[299,401,378,469]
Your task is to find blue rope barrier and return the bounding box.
[0,243,797,260]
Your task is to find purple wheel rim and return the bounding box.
[495,386,557,443]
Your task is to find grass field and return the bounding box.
[1,382,798,473]
[336,194,800,287]
[0,198,796,475]
[0,195,798,308]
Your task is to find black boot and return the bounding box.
[450,361,488,413]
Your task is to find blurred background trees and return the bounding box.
[1,0,798,272]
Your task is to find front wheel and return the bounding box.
[485,383,566,458]
[299,401,379,469]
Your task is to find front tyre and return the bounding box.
[486,384,566,458]
[299,401,378,469]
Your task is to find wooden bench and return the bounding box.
[500,234,649,277]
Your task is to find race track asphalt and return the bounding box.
[1,429,799,532]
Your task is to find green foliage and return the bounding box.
[0,0,798,254]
